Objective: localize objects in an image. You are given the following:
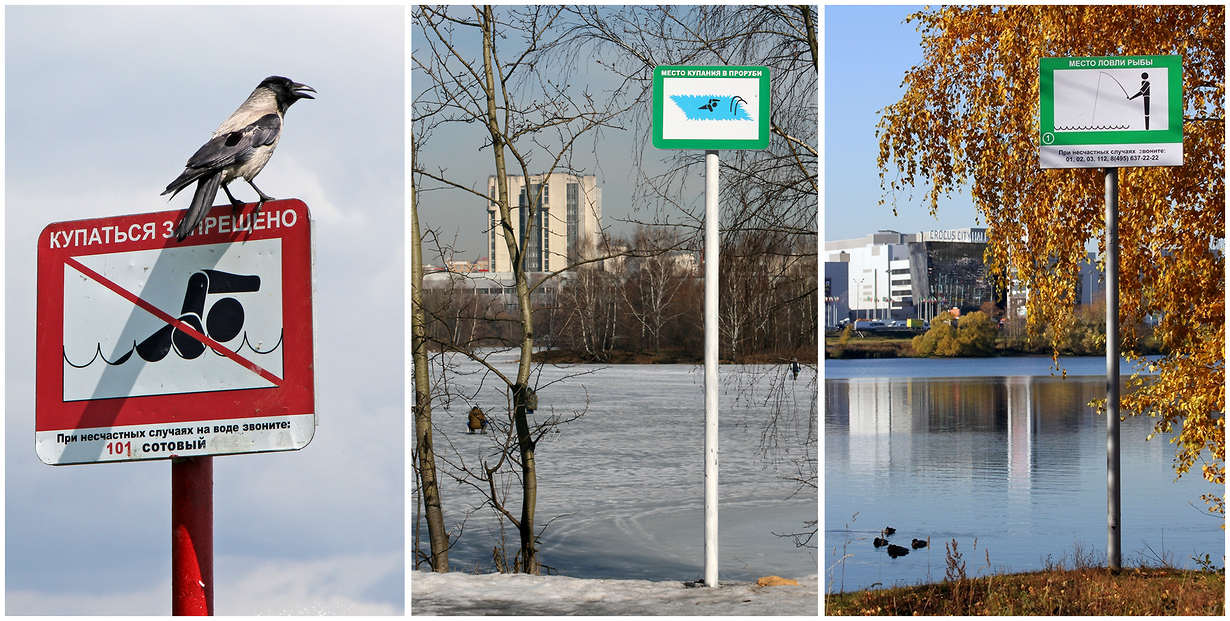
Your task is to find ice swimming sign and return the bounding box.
[652,64,772,588]
[36,200,316,465]
[1039,55,1183,168]
[653,66,771,150]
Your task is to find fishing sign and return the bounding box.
[653,65,771,150]
[36,200,316,465]
[1039,55,1183,168]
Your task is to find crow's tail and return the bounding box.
[175,174,222,241]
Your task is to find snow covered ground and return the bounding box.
[411,570,819,615]
[419,357,818,584]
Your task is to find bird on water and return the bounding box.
[887,544,910,558]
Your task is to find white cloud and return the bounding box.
[215,551,404,615]
[7,583,167,616]
[5,552,404,615]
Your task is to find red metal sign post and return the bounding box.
[36,200,316,615]
[173,456,213,615]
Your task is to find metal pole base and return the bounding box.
[172,456,213,615]
[1105,168,1121,571]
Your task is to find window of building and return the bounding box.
[567,182,579,257]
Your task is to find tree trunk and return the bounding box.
[411,167,448,572]
[482,6,539,573]
[513,384,538,573]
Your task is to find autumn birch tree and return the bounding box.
[877,5,1225,519]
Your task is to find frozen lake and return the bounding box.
[825,357,1224,593]
[416,353,818,583]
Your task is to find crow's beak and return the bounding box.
[292,82,316,100]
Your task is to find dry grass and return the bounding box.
[824,566,1224,615]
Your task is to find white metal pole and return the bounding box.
[703,149,720,587]
[1106,168,1121,571]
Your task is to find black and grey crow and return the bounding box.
[163,76,315,241]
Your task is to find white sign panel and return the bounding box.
[62,240,284,400]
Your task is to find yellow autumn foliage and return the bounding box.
[877,6,1225,520]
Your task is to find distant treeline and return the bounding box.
[423,231,818,363]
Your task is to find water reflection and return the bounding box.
[827,376,1106,498]
[826,368,1223,593]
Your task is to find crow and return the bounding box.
[163,76,315,241]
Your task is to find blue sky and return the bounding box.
[6,6,404,614]
[413,7,672,266]
[824,5,980,242]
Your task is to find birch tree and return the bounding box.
[877,5,1225,519]
[411,139,449,572]
[413,4,629,572]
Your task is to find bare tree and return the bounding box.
[621,225,690,354]
[411,130,450,572]
[555,4,818,359]
[558,241,622,362]
[413,4,630,573]
[559,4,819,539]
[558,5,817,244]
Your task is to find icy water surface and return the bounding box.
[418,353,818,582]
[825,357,1224,593]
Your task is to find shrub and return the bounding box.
[913,311,998,357]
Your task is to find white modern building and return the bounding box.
[825,229,933,322]
[487,172,602,273]
[825,227,1105,326]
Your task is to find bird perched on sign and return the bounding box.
[162,76,315,241]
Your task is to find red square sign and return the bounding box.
[36,200,316,465]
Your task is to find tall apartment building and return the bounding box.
[486,172,602,273]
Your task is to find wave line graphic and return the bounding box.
[63,329,285,368]
[1055,124,1131,131]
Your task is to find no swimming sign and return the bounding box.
[36,200,317,465]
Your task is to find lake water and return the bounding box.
[417,354,818,583]
[825,356,1224,593]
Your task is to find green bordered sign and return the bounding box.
[1039,55,1182,168]
[653,66,771,150]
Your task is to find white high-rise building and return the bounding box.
[486,172,602,273]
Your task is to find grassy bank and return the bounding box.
[825,332,1138,359]
[825,328,1164,359]
[825,566,1224,615]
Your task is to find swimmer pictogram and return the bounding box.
[63,269,279,367]
[671,94,754,121]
